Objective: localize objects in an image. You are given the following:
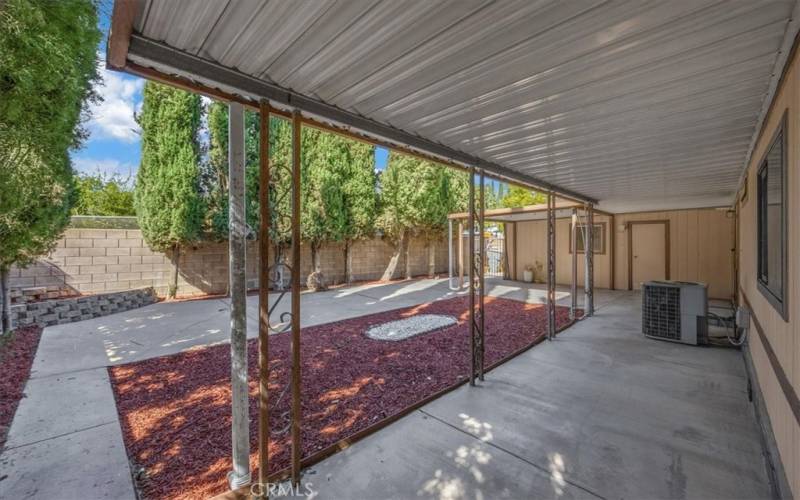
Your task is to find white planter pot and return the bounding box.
[523,270,534,283]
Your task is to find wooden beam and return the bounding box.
[107,0,138,69]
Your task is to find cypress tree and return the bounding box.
[135,82,203,298]
[377,154,467,280]
[0,0,100,331]
[340,140,376,283]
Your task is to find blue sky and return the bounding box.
[74,8,389,181]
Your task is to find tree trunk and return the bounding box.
[169,244,180,298]
[427,239,436,278]
[311,243,320,273]
[273,243,283,290]
[0,267,11,334]
[404,235,412,280]
[381,229,407,282]
[344,240,353,284]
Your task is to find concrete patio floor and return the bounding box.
[0,279,771,499]
[302,292,772,500]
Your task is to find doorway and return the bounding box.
[628,220,670,290]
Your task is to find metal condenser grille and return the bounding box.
[643,284,681,340]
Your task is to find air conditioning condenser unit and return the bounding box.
[642,280,708,345]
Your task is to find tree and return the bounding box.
[501,185,546,208]
[339,140,376,283]
[135,82,204,298]
[0,0,101,332]
[72,172,135,216]
[377,154,467,280]
[205,105,376,288]
[205,102,295,291]
[300,128,347,288]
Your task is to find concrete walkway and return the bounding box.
[0,278,596,499]
[0,280,771,499]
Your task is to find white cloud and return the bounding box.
[86,54,144,142]
[73,157,137,181]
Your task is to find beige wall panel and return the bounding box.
[737,42,800,498]
[513,214,612,289]
[612,208,733,299]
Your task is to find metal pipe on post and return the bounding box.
[478,169,485,381]
[547,192,556,340]
[468,168,476,386]
[586,204,595,316]
[448,219,457,290]
[227,102,251,490]
[458,221,464,288]
[290,110,302,487]
[257,101,270,496]
[570,207,578,320]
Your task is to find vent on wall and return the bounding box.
[642,281,708,345]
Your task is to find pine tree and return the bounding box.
[0,0,100,331]
[135,82,204,298]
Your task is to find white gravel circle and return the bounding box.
[365,314,458,341]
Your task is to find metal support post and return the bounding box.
[587,204,595,316]
[227,102,251,490]
[570,207,578,320]
[448,219,458,290]
[547,191,556,340]
[257,101,270,496]
[478,169,485,381]
[468,169,476,386]
[290,110,302,486]
[458,221,464,288]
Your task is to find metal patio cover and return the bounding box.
[113,0,798,212]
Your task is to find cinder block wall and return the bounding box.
[9,228,448,299]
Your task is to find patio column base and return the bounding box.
[227,470,251,490]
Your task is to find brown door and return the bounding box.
[629,222,668,289]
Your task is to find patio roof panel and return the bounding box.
[120,0,798,212]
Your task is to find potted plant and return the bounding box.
[523,264,534,283]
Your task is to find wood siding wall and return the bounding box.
[512,215,613,289]
[738,40,800,498]
[613,208,735,299]
[508,207,734,299]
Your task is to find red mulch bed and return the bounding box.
[109,296,577,499]
[0,326,43,451]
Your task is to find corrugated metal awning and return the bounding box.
[111,0,799,212]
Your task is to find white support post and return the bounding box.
[587,204,595,316]
[571,207,578,320]
[547,191,556,340]
[227,102,251,490]
[448,218,457,290]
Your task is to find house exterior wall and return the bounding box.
[737,40,800,499]
[506,207,734,299]
[511,214,613,289]
[613,208,735,299]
